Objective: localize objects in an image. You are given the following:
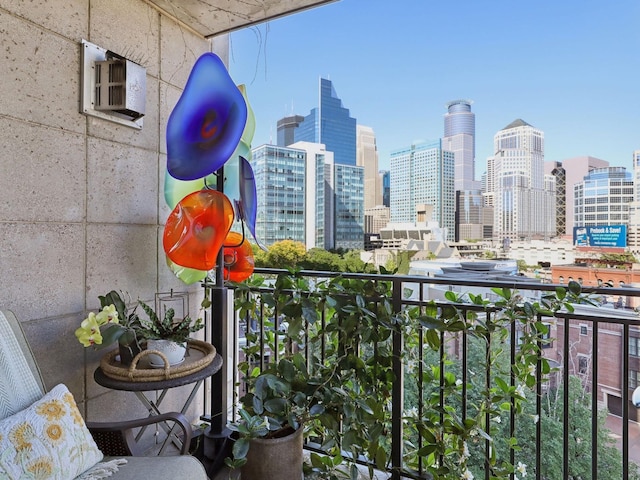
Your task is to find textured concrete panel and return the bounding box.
[87,76,161,152]
[86,224,158,310]
[87,137,159,224]
[159,83,182,155]
[0,118,85,222]
[0,223,85,320]
[0,0,89,40]
[89,0,160,78]
[0,11,84,133]
[21,313,86,400]
[159,16,210,89]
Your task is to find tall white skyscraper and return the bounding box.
[443,99,477,191]
[491,119,555,241]
[389,140,455,241]
[356,125,382,210]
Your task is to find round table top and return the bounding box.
[94,353,223,392]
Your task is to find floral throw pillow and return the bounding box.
[0,383,103,479]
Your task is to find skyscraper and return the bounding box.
[558,156,609,236]
[251,145,307,246]
[574,167,633,229]
[389,140,455,241]
[443,99,476,191]
[294,78,357,166]
[356,125,382,210]
[276,115,304,147]
[490,119,555,241]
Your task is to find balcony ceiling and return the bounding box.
[143,0,337,38]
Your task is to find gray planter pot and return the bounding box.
[241,426,303,480]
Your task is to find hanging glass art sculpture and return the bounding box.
[163,190,234,271]
[222,231,255,282]
[166,53,248,181]
[165,257,208,285]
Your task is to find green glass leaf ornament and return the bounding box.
[163,171,216,211]
[165,256,208,285]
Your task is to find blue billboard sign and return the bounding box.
[573,225,627,248]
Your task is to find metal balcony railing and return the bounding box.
[224,268,640,480]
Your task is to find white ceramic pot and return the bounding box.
[146,340,187,367]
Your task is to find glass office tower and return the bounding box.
[250,145,306,246]
[389,140,455,241]
[294,78,357,166]
[443,99,476,192]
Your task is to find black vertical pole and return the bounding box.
[201,166,231,475]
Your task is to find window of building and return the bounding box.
[578,355,589,375]
[630,336,640,357]
[580,324,588,336]
[630,369,640,389]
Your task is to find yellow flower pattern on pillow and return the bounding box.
[0,384,103,479]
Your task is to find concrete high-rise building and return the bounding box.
[356,125,382,211]
[251,145,307,246]
[443,99,477,191]
[251,142,340,249]
[276,115,304,147]
[294,78,357,166]
[559,156,609,235]
[455,190,485,241]
[490,119,555,241]
[574,167,633,229]
[389,140,455,241]
[289,141,335,250]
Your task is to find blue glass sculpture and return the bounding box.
[166,53,248,181]
[238,156,264,249]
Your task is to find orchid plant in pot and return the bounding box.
[75,290,144,365]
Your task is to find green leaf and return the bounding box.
[232,437,250,459]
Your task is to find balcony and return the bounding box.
[208,268,640,480]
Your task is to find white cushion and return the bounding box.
[0,384,103,479]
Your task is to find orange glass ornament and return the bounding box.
[163,190,234,271]
[222,231,255,282]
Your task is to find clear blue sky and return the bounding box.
[228,0,639,176]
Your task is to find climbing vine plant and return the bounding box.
[231,272,593,479]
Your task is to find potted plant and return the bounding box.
[75,290,144,365]
[137,300,205,367]
[226,271,403,480]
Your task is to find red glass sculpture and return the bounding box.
[163,190,234,271]
[222,231,255,282]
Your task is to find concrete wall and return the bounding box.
[0,0,228,423]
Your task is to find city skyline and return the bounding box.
[229,0,639,175]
